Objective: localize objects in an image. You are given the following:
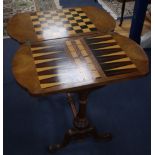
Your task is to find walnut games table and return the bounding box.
[7,6,148,153]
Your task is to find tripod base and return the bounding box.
[49,91,112,153]
[49,125,112,153]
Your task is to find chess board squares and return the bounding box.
[64,23,72,28]
[36,27,67,40]
[77,22,87,26]
[72,26,81,30]
[49,21,63,27]
[67,30,76,35]
[85,35,138,77]
[30,8,97,40]
[62,8,82,14]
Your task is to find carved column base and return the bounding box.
[49,91,112,153]
[73,117,89,129]
[49,126,112,153]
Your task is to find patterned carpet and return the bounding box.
[97,0,135,20]
[3,0,62,38]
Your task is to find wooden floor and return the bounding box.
[114,13,151,37]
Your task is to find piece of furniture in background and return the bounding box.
[117,0,135,26]
[119,0,127,26]
[119,0,150,28]
[94,0,133,25]
[129,0,149,44]
[94,0,134,26]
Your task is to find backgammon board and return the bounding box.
[12,33,148,94]
[7,6,116,43]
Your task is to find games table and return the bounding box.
[7,6,148,153]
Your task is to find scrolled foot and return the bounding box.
[48,130,71,153]
[94,132,112,142]
[48,144,61,153]
[48,144,62,153]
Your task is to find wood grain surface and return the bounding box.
[12,32,148,95]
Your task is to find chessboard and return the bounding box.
[30,8,98,40]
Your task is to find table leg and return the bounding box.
[49,90,112,153]
[73,91,90,129]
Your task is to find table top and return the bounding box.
[7,6,116,43]
[12,32,148,95]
